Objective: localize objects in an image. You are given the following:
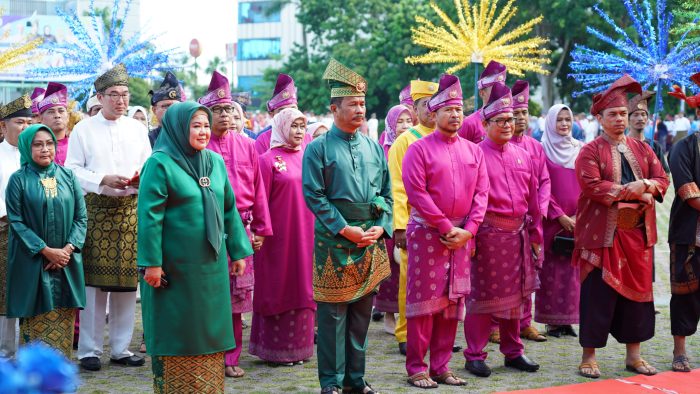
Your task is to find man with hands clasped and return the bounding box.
[401,74,489,388]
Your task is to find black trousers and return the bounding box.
[579,268,655,348]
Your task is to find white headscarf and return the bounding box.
[542,104,582,169]
[270,108,306,151]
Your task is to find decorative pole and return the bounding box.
[405,0,550,109]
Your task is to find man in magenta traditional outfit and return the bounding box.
[402,74,489,388]
[464,82,542,377]
[574,75,668,379]
[30,87,45,124]
[37,82,70,166]
[458,61,507,144]
[254,73,312,154]
[199,71,273,378]
[507,80,550,343]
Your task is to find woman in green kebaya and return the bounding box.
[137,101,252,393]
[5,124,87,358]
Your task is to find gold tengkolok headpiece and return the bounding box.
[323,58,367,98]
[94,63,129,92]
[0,94,32,120]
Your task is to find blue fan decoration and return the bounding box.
[27,0,176,104]
[569,0,700,114]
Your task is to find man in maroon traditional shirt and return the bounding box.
[574,74,669,379]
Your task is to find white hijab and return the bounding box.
[542,104,582,169]
[270,108,306,151]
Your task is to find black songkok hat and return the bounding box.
[149,71,183,106]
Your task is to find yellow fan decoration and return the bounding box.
[405,0,551,76]
[0,8,43,72]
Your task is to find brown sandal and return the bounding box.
[489,329,501,344]
[672,355,692,372]
[520,326,547,342]
[431,371,466,386]
[407,372,438,389]
[625,359,657,376]
[578,361,600,379]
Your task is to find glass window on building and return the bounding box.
[238,1,281,24]
[237,76,264,96]
[237,38,280,61]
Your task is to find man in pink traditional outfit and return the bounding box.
[402,74,489,389]
[37,82,70,166]
[574,75,668,379]
[464,82,542,378]
[507,80,550,343]
[458,61,507,144]
[254,73,312,154]
[199,71,273,378]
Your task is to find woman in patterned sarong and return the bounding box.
[5,124,87,358]
[249,108,316,365]
[535,104,583,337]
[137,102,253,393]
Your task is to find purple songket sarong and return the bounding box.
[406,219,470,320]
[467,214,538,320]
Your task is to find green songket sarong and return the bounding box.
[313,198,391,304]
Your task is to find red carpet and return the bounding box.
[496,369,700,394]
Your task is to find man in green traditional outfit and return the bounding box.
[302,59,392,394]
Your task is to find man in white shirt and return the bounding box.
[0,94,32,359]
[674,112,691,144]
[367,113,379,141]
[66,64,151,371]
[583,115,599,143]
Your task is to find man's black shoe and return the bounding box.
[505,355,540,372]
[110,355,145,367]
[80,357,101,371]
[452,345,463,353]
[465,360,491,377]
[371,310,383,322]
[398,342,407,356]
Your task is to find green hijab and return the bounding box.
[153,101,223,255]
[18,124,58,174]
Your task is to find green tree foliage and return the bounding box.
[672,0,700,45]
[127,77,151,108]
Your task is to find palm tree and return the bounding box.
[205,56,227,75]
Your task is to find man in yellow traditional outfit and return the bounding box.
[388,80,438,355]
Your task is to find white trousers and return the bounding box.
[77,287,136,360]
[0,316,18,358]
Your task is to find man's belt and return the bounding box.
[330,198,387,221]
[483,213,525,231]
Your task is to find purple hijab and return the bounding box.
[382,104,411,149]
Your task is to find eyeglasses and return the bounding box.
[104,92,130,101]
[211,106,235,115]
[31,141,55,150]
[488,117,515,128]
